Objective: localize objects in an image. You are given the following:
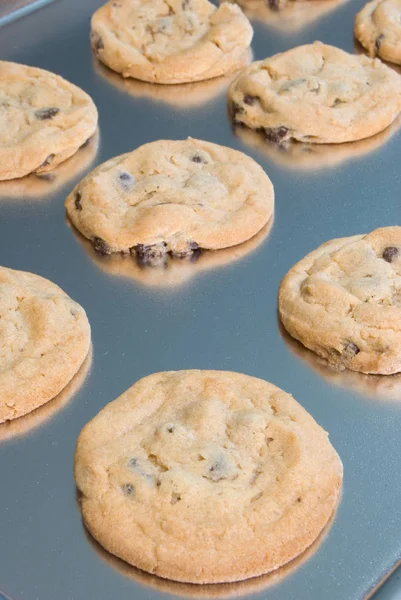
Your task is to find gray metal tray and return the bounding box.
[1,1,401,599]
[0,0,55,25]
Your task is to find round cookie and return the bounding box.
[0,61,98,181]
[0,266,91,423]
[75,370,343,584]
[65,138,274,259]
[228,41,401,144]
[90,0,253,84]
[279,227,401,375]
[355,0,401,65]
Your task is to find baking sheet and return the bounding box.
[0,0,56,25]
[0,0,401,599]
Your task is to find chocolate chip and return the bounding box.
[130,242,169,268]
[121,483,134,496]
[117,171,135,190]
[93,35,104,53]
[130,240,200,266]
[343,342,360,359]
[243,94,259,106]
[92,237,111,255]
[332,98,342,107]
[118,172,132,181]
[375,34,384,54]
[167,426,174,433]
[263,126,289,144]
[75,191,82,211]
[35,107,60,120]
[267,0,279,10]
[38,154,55,169]
[191,154,205,163]
[231,101,245,121]
[131,242,168,262]
[188,241,199,252]
[383,246,399,263]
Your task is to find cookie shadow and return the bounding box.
[92,56,251,109]
[231,116,401,172]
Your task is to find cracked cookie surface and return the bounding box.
[279,227,401,374]
[65,138,274,258]
[74,370,342,583]
[91,0,253,84]
[0,61,98,181]
[0,266,91,423]
[355,0,401,65]
[228,41,401,144]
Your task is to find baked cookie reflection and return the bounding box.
[83,504,338,598]
[69,218,273,289]
[94,59,251,108]
[281,326,401,402]
[0,130,99,200]
[234,117,401,171]
[0,347,92,442]
[230,0,348,32]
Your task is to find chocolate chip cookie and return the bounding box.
[65,138,274,258]
[91,0,253,84]
[279,227,401,374]
[0,61,98,181]
[75,370,343,583]
[355,0,401,65]
[0,266,91,423]
[228,41,401,144]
